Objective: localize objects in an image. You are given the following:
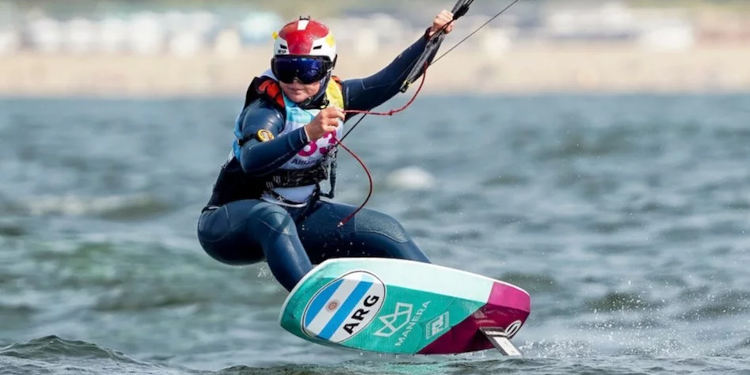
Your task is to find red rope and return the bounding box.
[335,63,429,227]
[343,62,428,117]
[335,138,373,227]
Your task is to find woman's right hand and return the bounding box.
[304,107,345,141]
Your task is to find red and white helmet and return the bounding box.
[273,17,337,63]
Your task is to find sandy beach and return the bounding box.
[2,42,749,97]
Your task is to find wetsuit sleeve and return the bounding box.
[341,32,434,117]
[235,99,309,176]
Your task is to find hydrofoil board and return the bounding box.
[279,258,530,355]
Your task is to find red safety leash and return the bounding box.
[333,64,429,227]
[343,63,429,117]
[331,0,520,226]
[334,139,373,227]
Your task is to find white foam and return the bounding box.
[385,166,436,191]
[26,194,155,216]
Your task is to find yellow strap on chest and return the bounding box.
[325,79,344,110]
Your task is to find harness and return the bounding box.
[239,75,344,199]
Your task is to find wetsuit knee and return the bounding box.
[354,209,410,243]
[249,203,296,237]
[247,203,311,291]
[349,208,430,263]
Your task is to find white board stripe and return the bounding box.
[328,285,377,342]
[305,275,362,335]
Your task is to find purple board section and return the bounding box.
[418,282,531,354]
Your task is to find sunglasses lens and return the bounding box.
[272,57,330,84]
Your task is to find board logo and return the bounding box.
[425,311,450,339]
[373,300,432,346]
[301,271,385,343]
[374,302,413,337]
[504,320,523,338]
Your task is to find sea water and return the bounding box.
[1,94,749,374]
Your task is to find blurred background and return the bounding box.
[1,1,749,374]
[1,0,750,95]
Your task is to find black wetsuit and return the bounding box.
[198,35,435,291]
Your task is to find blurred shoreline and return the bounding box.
[2,42,749,97]
[3,0,750,96]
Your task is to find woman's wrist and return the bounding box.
[302,125,313,142]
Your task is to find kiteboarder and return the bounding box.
[198,10,455,291]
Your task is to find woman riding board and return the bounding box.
[198,10,455,291]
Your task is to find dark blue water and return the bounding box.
[1,94,749,374]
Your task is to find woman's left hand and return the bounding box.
[429,9,455,37]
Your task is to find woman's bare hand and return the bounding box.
[304,107,345,141]
[429,9,455,37]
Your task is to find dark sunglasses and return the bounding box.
[271,56,333,84]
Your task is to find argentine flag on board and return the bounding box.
[302,271,384,343]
